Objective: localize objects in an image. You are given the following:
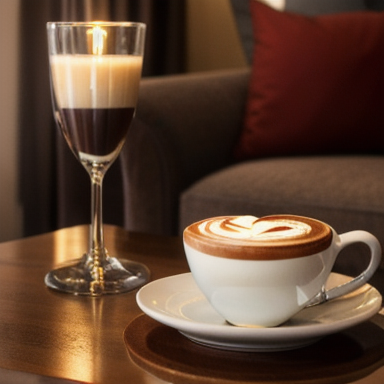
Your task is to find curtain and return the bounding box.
[18,0,186,237]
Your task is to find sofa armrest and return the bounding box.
[120,68,250,235]
[136,68,250,187]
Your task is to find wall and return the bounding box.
[0,0,23,242]
[185,0,286,72]
[186,0,248,72]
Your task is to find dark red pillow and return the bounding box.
[234,0,384,160]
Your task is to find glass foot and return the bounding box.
[44,254,150,296]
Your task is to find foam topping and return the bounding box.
[184,215,333,260]
[198,215,312,241]
[50,55,143,109]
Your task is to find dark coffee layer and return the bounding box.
[183,215,333,260]
[58,107,134,157]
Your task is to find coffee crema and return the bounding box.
[183,215,333,260]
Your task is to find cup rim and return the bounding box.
[183,215,333,260]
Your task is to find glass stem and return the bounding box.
[89,165,107,295]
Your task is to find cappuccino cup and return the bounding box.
[183,215,382,327]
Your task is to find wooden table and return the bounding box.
[0,225,384,384]
[0,225,188,384]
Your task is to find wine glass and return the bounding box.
[45,22,150,295]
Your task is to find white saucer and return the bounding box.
[136,273,382,352]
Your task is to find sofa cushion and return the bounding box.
[181,156,384,232]
[234,0,384,160]
[180,156,384,288]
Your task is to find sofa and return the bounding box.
[58,0,384,293]
[118,0,384,294]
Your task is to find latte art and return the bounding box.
[199,215,312,241]
[184,215,333,260]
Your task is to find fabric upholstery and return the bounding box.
[180,156,384,289]
[180,156,384,234]
[116,1,384,293]
[119,69,249,235]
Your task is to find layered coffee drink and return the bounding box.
[183,215,333,260]
[50,54,142,162]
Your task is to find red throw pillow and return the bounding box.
[234,0,384,160]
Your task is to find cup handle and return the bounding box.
[308,230,382,306]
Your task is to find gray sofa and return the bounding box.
[124,68,384,288]
[119,0,384,293]
[57,0,384,293]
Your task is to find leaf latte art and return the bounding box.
[198,215,312,241]
[183,215,333,260]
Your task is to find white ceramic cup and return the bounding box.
[183,215,382,328]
